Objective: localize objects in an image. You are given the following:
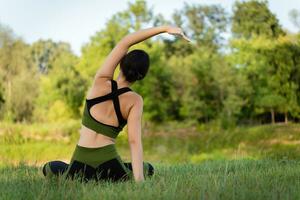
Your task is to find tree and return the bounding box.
[230,35,300,124]
[0,23,39,121]
[289,9,300,30]
[33,46,86,122]
[229,0,300,124]
[31,39,74,74]
[163,3,228,58]
[232,0,285,39]
[162,3,235,126]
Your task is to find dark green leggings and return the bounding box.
[42,144,154,182]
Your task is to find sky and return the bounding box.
[0,0,299,55]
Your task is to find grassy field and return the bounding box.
[1,122,300,199]
[1,160,300,200]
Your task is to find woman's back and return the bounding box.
[78,78,139,148]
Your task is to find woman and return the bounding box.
[42,25,190,183]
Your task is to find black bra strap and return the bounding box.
[86,80,131,127]
[111,80,129,125]
[86,93,114,109]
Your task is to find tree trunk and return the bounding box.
[271,108,275,124]
[284,112,288,124]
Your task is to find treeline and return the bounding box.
[0,1,300,128]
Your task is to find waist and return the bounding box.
[70,144,119,168]
[78,125,115,148]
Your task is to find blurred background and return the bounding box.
[0,0,300,166]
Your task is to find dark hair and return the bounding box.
[120,49,150,83]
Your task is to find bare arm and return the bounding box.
[94,26,170,80]
[127,96,144,182]
[94,25,190,80]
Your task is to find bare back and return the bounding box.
[78,78,139,147]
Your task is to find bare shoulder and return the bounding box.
[130,92,143,106]
[126,92,143,118]
[127,92,143,122]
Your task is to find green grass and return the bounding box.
[1,160,300,200]
[1,122,300,199]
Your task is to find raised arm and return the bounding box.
[94,25,190,80]
[94,26,167,80]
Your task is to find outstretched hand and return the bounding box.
[166,26,192,42]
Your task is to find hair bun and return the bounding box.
[127,69,136,76]
[120,49,150,83]
[128,70,143,80]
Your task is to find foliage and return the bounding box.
[229,35,300,123]
[0,24,39,122]
[232,0,285,39]
[34,53,86,121]
[0,0,299,125]
[31,39,74,74]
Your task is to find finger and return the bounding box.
[169,32,192,43]
[182,34,192,42]
[169,33,182,37]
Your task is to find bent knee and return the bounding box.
[42,160,68,178]
[42,162,52,177]
[145,162,154,177]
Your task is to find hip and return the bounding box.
[70,144,120,168]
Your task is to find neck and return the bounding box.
[116,72,132,87]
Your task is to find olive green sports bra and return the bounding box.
[81,80,132,138]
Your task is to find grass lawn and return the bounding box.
[1,159,300,200]
[1,122,300,199]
